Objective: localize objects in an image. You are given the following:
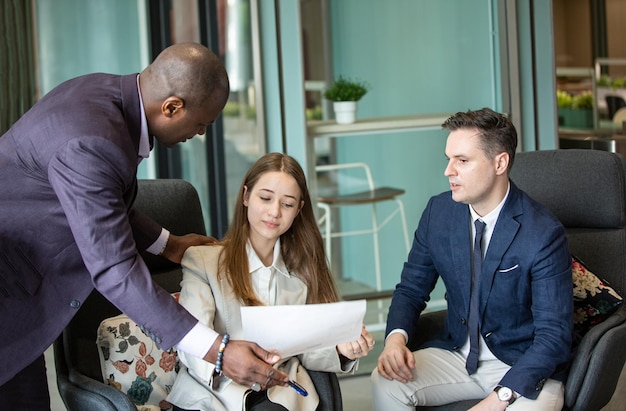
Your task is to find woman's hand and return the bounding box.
[336,325,376,360]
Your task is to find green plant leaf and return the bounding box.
[324,75,370,102]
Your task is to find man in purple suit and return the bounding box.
[0,43,288,409]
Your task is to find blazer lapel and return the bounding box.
[449,204,473,312]
[479,183,523,309]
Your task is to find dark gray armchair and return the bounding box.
[414,149,626,411]
[54,179,343,411]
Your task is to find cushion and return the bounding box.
[572,256,623,343]
[97,293,180,411]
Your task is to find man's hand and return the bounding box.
[377,333,415,383]
[467,391,509,411]
[162,233,217,263]
[203,338,288,390]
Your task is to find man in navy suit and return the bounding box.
[371,108,573,410]
[0,43,288,409]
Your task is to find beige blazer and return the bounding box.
[167,244,355,411]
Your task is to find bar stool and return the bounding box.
[316,162,410,291]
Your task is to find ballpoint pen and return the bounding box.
[287,380,308,397]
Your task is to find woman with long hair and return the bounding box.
[168,152,374,411]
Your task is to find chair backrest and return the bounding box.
[415,150,626,411]
[511,150,626,411]
[510,149,626,298]
[61,179,206,382]
[613,107,626,125]
[606,95,626,120]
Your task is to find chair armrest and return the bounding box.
[308,370,343,411]
[67,369,137,411]
[407,309,447,351]
[565,307,626,411]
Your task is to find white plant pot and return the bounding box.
[333,101,358,124]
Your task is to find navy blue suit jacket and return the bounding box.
[0,73,198,385]
[386,182,573,399]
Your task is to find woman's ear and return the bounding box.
[242,185,249,206]
[298,200,304,213]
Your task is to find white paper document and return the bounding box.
[241,300,366,358]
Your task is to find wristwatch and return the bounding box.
[494,386,517,405]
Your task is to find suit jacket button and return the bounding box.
[69,300,80,309]
[536,379,545,390]
[461,318,467,325]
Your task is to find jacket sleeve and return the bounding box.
[299,346,357,374]
[128,207,162,251]
[385,197,440,340]
[497,220,573,399]
[48,136,197,350]
[175,246,221,386]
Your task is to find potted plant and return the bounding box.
[324,75,370,124]
[557,90,593,129]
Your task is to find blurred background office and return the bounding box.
[2,0,626,380]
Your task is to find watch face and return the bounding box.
[498,387,513,401]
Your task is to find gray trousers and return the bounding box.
[370,347,564,411]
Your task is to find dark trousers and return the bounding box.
[245,390,289,411]
[173,390,288,411]
[0,354,51,410]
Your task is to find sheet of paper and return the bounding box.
[241,300,366,358]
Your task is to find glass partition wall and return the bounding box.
[157,0,266,237]
[34,0,266,237]
[554,0,626,133]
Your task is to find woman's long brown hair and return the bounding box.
[218,152,339,306]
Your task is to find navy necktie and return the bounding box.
[466,219,486,375]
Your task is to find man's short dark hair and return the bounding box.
[442,108,518,170]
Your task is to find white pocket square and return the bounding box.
[498,264,519,273]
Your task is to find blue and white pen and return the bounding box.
[287,380,308,397]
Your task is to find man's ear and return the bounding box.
[494,152,509,176]
[161,97,185,117]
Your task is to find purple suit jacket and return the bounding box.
[0,73,197,385]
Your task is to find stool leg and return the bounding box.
[371,203,382,291]
[318,203,332,265]
[371,203,387,325]
[395,198,411,253]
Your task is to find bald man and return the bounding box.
[0,43,288,409]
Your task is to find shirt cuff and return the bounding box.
[176,322,219,359]
[147,228,170,255]
[386,329,408,344]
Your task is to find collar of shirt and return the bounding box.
[246,238,290,278]
[136,75,151,161]
[469,182,510,249]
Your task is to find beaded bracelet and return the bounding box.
[214,333,230,375]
